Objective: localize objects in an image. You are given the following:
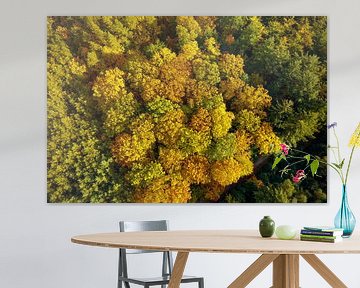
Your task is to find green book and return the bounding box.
[300,234,339,240]
[300,236,342,243]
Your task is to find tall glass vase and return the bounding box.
[334,185,356,237]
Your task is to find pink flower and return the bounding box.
[295,170,305,177]
[293,170,306,183]
[280,143,289,155]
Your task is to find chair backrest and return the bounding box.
[118,220,173,281]
[119,220,169,254]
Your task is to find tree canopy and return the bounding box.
[47,16,327,203]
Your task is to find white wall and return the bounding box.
[1,0,360,287]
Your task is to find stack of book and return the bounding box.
[300,226,344,243]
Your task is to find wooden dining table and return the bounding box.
[71,230,360,288]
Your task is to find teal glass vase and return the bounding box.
[334,185,356,237]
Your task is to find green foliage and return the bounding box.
[207,134,236,161]
[126,162,165,187]
[254,179,300,203]
[47,16,327,203]
[178,128,211,155]
[103,93,139,136]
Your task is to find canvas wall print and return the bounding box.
[47,16,327,203]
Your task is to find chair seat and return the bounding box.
[119,274,202,285]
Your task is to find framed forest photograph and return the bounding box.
[47,16,327,203]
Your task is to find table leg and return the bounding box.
[301,254,347,288]
[168,252,189,288]
[272,254,299,288]
[228,254,279,288]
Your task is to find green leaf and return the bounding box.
[332,159,344,169]
[332,162,340,169]
[304,154,310,164]
[310,159,319,176]
[339,158,345,169]
[272,156,283,169]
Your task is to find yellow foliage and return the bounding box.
[189,108,212,132]
[182,155,211,184]
[232,84,272,117]
[180,41,199,60]
[161,79,187,103]
[159,148,185,173]
[68,58,86,75]
[254,122,281,154]
[211,158,244,186]
[235,109,262,132]
[204,182,225,201]
[111,133,140,166]
[133,175,191,203]
[151,47,176,66]
[101,33,126,65]
[349,122,360,147]
[234,130,253,158]
[204,37,221,57]
[211,104,235,139]
[218,53,244,79]
[192,58,220,85]
[298,18,314,48]
[112,116,156,166]
[186,80,220,106]
[176,16,202,46]
[155,109,185,146]
[195,16,217,37]
[129,113,154,135]
[125,51,159,91]
[178,129,211,155]
[103,92,138,135]
[235,154,254,176]
[92,67,126,103]
[219,78,245,101]
[159,56,191,102]
[142,78,163,102]
[55,26,69,39]
[87,51,99,67]
[140,56,191,103]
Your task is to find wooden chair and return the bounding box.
[118,220,204,288]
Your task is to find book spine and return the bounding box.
[300,237,337,243]
[300,234,337,240]
[300,230,336,236]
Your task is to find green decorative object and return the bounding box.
[259,216,275,238]
[275,225,297,240]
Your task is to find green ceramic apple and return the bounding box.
[275,225,297,240]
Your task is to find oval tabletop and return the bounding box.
[71,230,360,254]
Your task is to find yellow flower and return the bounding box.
[349,122,360,147]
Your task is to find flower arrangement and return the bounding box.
[272,122,360,186]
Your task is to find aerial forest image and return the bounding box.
[47,16,327,203]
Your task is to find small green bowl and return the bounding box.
[275,225,297,240]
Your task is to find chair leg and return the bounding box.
[199,278,204,288]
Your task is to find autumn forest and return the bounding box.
[47,16,327,203]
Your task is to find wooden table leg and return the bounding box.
[301,254,347,288]
[168,252,189,288]
[272,254,299,288]
[228,254,279,288]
